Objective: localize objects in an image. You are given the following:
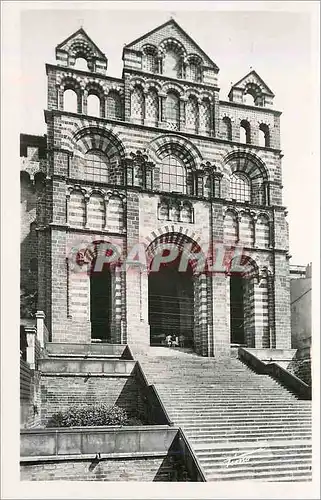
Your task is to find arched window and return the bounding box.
[87,193,105,230]
[106,196,123,232]
[181,203,193,223]
[256,215,270,248]
[191,63,198,81]
[199,99,211,133]
[230,172,251,203]
[224,212,238,243]
[259,124,270,147]
[145,89,159,125]
[63,89,78,113]
[160,155,186,194]
[186,96,198,133]
[85,150,110,183]
[143,52,156,73]
[87,94,100,117]
[222,116,232,140]
[163,50,181,78]
[131,86,144,123]
[240,120,251,144]
[158,200,169,221]
[243,93,255,106]
[239,214,254,246]
[107,91,122,120]
[68,191,86,227]
[165,92,180,130]
[75,57,88,71]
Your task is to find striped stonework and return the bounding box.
[256,214,270,248]
[86,193,105,230]
[113,265,123,343]
[244,277,255,347]
[106,196,124,232]
[239,213,254,247]
[254,276,270,348]
[69,271,89,321]
[68,190,86,227]
[223,211,238,244]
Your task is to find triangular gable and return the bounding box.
[56,28,107,61]
[125,19,219,71]
[231,70,274,96]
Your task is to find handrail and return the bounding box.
[177,429,206,482]
[149,384,174,426]
[265,362,311,400]
[238,347,311,400]
[134,361,173,426]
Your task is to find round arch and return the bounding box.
[147,134,203,168]
[146,231,209,353]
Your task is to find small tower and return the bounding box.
[228,70,274,108]
[55,27,107,74]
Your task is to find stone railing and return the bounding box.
[20,426,205,481]
[134,361,174,426]
[238,347,311,400]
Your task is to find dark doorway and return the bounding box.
[148,261,194,347]
[90,265,112,342]
[230,275,245,344]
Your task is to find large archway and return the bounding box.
[146,232,209,354]
[148,256,194,347]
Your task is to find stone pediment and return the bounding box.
[125,19,219,71]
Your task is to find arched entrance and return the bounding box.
[146,232,208,354]
[89,243,113,342]
[229,255,269,348]
[148,258,194,347]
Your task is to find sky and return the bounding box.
[19,2,319,266]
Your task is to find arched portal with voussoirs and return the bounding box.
[146,232,211,356]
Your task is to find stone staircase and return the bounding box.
[134,347,312,482]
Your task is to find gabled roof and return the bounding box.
[125,18,219,71]
[231,70,274,96]
[56,27,107,60]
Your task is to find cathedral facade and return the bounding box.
[21,19,291,357]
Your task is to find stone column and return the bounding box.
[179,96,187,132]
[158,93,166,127]
[82,90,88,115]
[125,192,149,349]
[212,272,230,357]
[274,254,291,348]
[35,310,46,348]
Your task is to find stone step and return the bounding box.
[204,466,312,481]
[185,430,312,440]
[173,415,310,423]
[137,354,312,482]
[201,457,312,471]
[194,440,312,452]
[165,405,311,412]
[179,423,312,432]
[188,433,311,444]
[186,426,312,435]
[199,456,312,468]
[198,448,312,461]
[169,413,311,420]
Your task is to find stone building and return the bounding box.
[20,19,291,357]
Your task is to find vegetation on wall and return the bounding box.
[20,288,37,319]
[47,403,145,428]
